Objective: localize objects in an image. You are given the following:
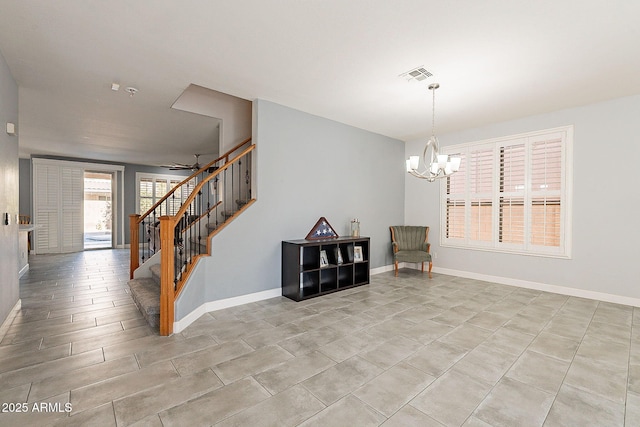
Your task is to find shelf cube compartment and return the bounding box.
[338,265,354,287]
[354,262,369,285]
[320,268,338,292]
[300,271,320,297]
[301,246,320,271]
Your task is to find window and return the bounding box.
[136,173,195,216]
[440,126,572,258]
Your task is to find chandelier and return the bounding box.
[406,83,461,181]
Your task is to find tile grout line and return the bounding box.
[539,299,600,426]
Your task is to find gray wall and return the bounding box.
[405,94,640,300]
[0,50,19,326]
[176,99,405,319]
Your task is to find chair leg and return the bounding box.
[428,262,433,278]
[421,262,424,273]
[394,261,398,277]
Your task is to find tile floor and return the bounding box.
[1,249,639,426]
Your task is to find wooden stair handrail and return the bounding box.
[174,144,255,220]
[129,138,252,280]
[156,144,256,335]
[136,137,252,225]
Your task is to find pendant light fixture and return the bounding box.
[406,83,461,181]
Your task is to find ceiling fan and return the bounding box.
[161,154,204,171]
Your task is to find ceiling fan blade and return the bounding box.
[161,154,205,171]
[161,163,190,169]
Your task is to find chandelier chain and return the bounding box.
[431,84,436,138]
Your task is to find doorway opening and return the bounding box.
[84,172,113,249]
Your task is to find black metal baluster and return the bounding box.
[152,209,158,256]
[144,217,149,263]
[197,188,202,256]
[232,162,235,215]
[206,180,211,241]
[246,152,251,200]
[215,176,219,230]
[223,168,227,224]
[238,159,243,210]
[174,231,179,285]
[140,219,146,264]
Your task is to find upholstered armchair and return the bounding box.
[389,226,432,278]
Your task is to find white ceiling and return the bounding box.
[1,1,639,166]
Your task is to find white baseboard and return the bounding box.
[427,265,640,308]
[173,287,282,333]
[0,299,21,342]
[371,264,397,275]
[174,263,405,333]
[18,263,29,278]
[177,262,640,334]
[174,266,392,333]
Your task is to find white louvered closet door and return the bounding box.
[33,161,84,253]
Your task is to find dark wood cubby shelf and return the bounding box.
[281,236,370,301]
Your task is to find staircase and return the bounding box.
[128,139,255,335]
[129,264,162,330]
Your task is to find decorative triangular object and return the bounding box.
[305,217,339,240]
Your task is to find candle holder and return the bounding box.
[351,218,360,237]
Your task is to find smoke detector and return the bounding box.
[399,66,433,82]
[125,87,138,97]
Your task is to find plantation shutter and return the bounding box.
[440,125,571,258]
[139,178,154,213]
[33,161,84,253]
[469,147,494,243]
[446,153,466,240]
[60,167,84,252]
[499,142,526,246]
[34,164,60,253]
[137,175,196,216]
[530,135,563,247]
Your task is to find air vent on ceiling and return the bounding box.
[399,66,433,82]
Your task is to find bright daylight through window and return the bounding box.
[440,126,573,258]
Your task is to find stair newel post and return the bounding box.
[129,214,141,279]
[159,215,175,336]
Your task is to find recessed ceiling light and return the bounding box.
[111,82,120,91]
[399,66,433,82]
